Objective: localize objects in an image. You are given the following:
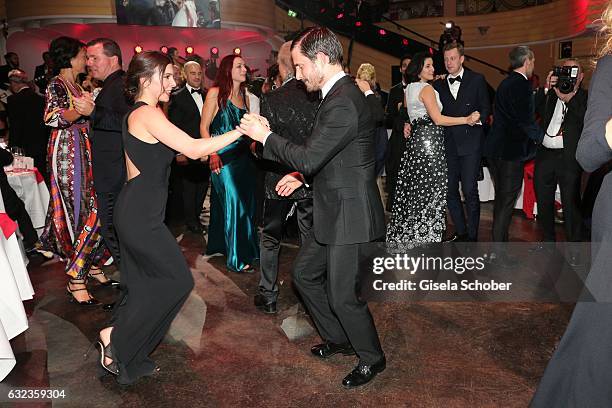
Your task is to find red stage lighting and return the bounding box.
[378,29,387,36]
[210,47,219,58]
[336,13,344,19]
[402,38,409,46]
[429,47,434,54]
[355,21,362,27]
[186,46,194,55]
[233,47,241,55]
[160,46,168,54]
[134,45,143,53]
[320,7,326,13]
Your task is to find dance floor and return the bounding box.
[3,202,575,407]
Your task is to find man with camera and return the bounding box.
[534,59,587,252]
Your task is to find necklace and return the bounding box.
[58,72,82,98]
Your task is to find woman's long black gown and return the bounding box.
[111,101,194,384]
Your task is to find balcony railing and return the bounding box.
[457,0,554,16]
[381,0,555,20]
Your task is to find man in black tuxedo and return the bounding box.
[168,61,210,233]
[0,52,19,90]
[253,42,318,314]
[484,46,544,249]
[433,43,490,242]
[384,54,411,211]
[74,38,129,268]
[534,59,587,245]
[6,69,49,183]
[34,52,53,93]
[239,26,386,388]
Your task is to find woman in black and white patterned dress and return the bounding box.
[386,52,480,245]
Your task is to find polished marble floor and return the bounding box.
[2,201,578,408]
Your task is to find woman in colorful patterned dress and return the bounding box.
[41,36,111,305]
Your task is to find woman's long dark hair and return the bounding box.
[49,36,85,76]
[404,52,432,84]
[125,51,172,103]
[214,54,246,109]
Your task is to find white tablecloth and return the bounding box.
[0,191,33,382]
[6,170,50,231]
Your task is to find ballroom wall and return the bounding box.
[275,0,605,89]
[2,0,608,90]
[5,23,275,90]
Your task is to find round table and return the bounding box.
[5,169,50,232]
[0,190,34,381]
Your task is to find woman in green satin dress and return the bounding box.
[200,55,259,272]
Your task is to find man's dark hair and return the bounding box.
[86,38,123,66]
[509,46,534,70]
[400,54,412,65]
[42,51,51,59]
[291,26,343,65]
[443,42,464,56]
[167,47,178,58]
[5,52,17,60]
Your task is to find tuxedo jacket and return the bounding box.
[90,70,130,193]
[0,64,12,90]
[0,147,13,192]
[433,69,491,156]
[385,82,407,131]
[534,86,588,170]
[484,71,544,161]
[263,75,385,245]
[34,64,51,92]
[259,78,318,200]
[6,88,48,158]
[167,85,209,182]
[365,93,385,127]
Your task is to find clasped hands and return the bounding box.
[466,111,480,126]
[73,92,95,117]
[237,113,271,142]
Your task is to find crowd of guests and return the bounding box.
[1,3,611,394]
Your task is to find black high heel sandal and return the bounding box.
[66,279,99,305]
[85,338,119,375]
[88,268,120,287]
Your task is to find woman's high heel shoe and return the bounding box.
[85,339,119,375]
[88,268,120,287]
[66,279,99,306]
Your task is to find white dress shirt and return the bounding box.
[543,98,565,149]
[321,70,347,99]
[185,83,203,114]
[447,67,464,100]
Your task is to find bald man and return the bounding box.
[168,61,210,233]
[253,42,319,314]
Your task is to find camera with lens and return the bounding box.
[552,66,579,94]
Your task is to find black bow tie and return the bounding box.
[190,88,202,95]
[402,83,407,90]
[449,76,462,85]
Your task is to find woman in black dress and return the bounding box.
[94,51,247,385]
[531,4,612,405]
